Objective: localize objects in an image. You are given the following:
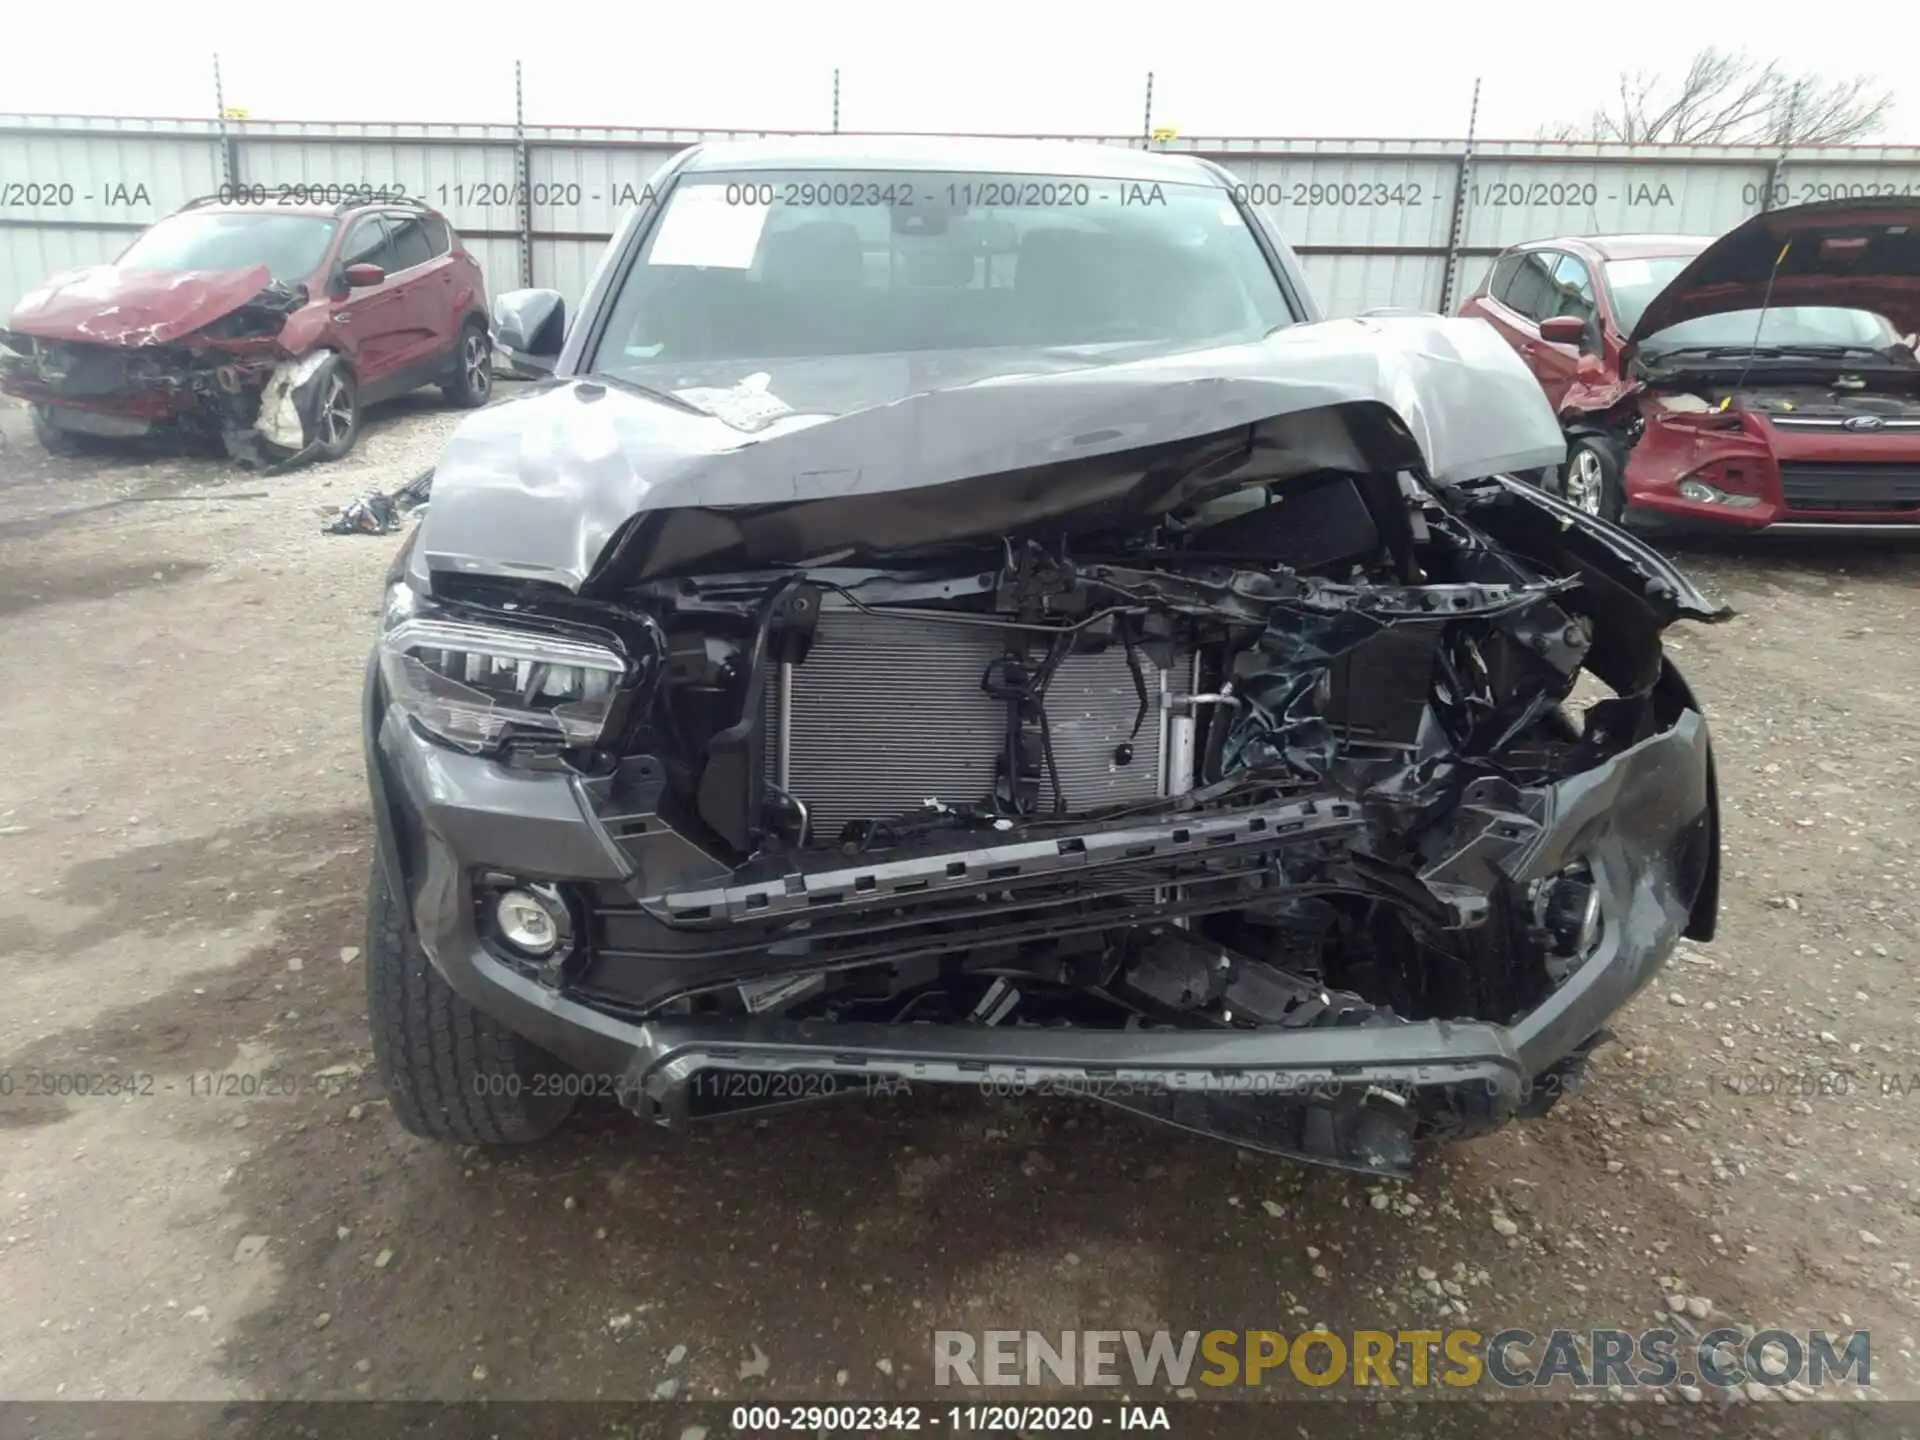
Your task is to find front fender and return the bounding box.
[1656,657,1721,943]
[277,303,349,363]
[1438,473,1724,942]
[1464,472,1734,625]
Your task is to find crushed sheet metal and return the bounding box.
[418,314,1568,592]
[5,264,279,347]
[257,350,332,451]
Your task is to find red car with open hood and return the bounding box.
[0,195,492,466]
[1460,199,1920,535]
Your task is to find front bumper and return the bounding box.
[1,369,202,421]
[1621,416,1920,536]
[1630,502,1920,539]
[364,655,1720,1173]
[0,347,281,439]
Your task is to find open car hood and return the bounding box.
[1623,198,1920,369]
[418,315,1568,592]
[4,264,277,346]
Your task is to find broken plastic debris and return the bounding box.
[257,350,332,452]
[325,493,401,536]
[324,469,433,536]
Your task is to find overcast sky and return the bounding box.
[4,0,1914,142]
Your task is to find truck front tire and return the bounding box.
[365,852,576,1144]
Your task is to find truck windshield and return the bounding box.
[119,211,338,284]
[590,169,1295,370]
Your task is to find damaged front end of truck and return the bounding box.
[0,267,333,466]
[367,318,1727,1174]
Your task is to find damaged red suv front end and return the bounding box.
[2,261,308,448]
[0,196,489,466]
[1627,379,1920,533]
[1463,199,1920,535]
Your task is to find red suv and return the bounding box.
[1459,200,1920,535]
[0,195,491,466]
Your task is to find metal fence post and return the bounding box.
[212,53,240,193]
[833,69,841,134]
[1761,91,1799,213]
[1762,151,1788,212]
[1142,72,1154,145]
[1437,76,1481,315]
[514,59,534,288]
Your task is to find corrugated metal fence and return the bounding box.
[5,112,1920,320]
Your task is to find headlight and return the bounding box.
[378,584,633,754]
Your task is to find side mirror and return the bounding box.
[343,262,386,289]
[493,289,566,376]
[1538,315,1586,346]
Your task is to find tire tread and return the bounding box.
[365,862,571,1144]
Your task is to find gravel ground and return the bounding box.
[2,391,1919,1421]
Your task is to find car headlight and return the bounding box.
[378,583,634,754]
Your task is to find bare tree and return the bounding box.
[1540,48,1892,145]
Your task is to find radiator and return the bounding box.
[765,608,1191,840]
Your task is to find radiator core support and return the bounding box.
[762,605,1195,841]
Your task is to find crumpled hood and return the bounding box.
[419,314,1568,592]
[1625,198,1920,369]
[5,264,277,346]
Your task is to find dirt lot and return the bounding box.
[2,391,1918,1421]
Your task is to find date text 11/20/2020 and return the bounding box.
[729,1405,1170,1432]
[1223,180,1682,209]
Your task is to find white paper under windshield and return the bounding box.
[646,187,770,269]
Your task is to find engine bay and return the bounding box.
[1650,377,1920,421]
[421,463,1725,1056]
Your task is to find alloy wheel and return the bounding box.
[318,375,354,449]
[1566,448,1606,516]
[464,332,491,399]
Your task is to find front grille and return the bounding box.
[765,608,1189,839]
[1780,463,1920,514]
[22,339,167,397]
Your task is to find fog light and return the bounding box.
[495,887,564,956]
[1678,479,1762,508]
[1534,863,1602,959]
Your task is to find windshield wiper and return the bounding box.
[580,371,708,414]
